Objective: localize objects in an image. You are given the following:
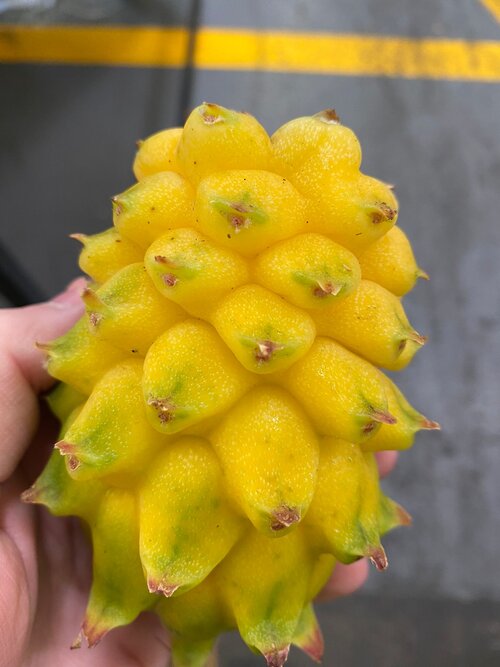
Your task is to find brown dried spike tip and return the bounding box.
[408,331,428,346]
[111,196,124,216]
[154,256,180,286]
[421,418,441,431]
[154,255,179,267]
[370,409,397,425]
[20,486,39,504]
[147,396,176,424]
[81,621,108,649]
[88,312,103,328]
[162,273,178,287]
[398,331,427,353]
[314,108,341,124]
[201,102,224,125]
[367,545,388,571]
[298,624,324,664]
[147,578,179,598]
[54,440,81,472]
[362,406,397,433]
[81,286,103,310]
[312,279,342,299]
[371,202,397,225]
[255,340,284,364]
[396,505,413,526]
[270,506,301,532]
[265,646,290,667]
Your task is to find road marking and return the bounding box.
[0,25,499,82]
[196,29,500,81]
[0,25,188,67]
[480,0,500,22]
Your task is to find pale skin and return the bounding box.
[0,279,398,667]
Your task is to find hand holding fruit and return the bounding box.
[1,104,438,667]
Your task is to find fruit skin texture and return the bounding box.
[26,103,438,667]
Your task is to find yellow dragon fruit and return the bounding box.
[24,103,438,667]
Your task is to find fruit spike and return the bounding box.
[255,339,284,364]
[147,395,176,424]
[201,102,226,125]
[421,418,441,430]
[314,107,340,123]
[29,102,437,667]
[81,287,106,328]
[270,506,301,532]
[69,232,87,245]
[34,340,52,353]
[367,545,389,571]
[54,440,81,471]
[396,504,413,527]
[20,486,39,503]
[369,201,397,225]
[265,646,290,667]
[369,409,397,425]
[293,605,324,663]
[407,331,428,347]
[313,279,342,298]
[147,579,180,598]
[81,620,108,649]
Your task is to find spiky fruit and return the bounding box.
[26,103,438,666]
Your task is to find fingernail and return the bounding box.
[51,278,87,308]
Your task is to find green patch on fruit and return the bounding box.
[211,193,268,233]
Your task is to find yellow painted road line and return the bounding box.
[0,25,500,82]
[480,0,500,23]
[0,25,188,67]
[196,28,500,81]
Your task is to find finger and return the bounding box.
[0,477,37,667]
[316,559,369,602]
[0,278,86,393]
[0,531,32,665]
[375,450,399,478]
[0,279,85,482]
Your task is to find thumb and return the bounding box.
[0,279,85,481]
[0,278,86,394]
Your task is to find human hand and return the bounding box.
[0,281,397,666]
[0,280,167,667]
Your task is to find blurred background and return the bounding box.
[1,1,500,665]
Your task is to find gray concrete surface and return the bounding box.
[1,1,500,664]
[200,0,500,39]
[220,595,500,667]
